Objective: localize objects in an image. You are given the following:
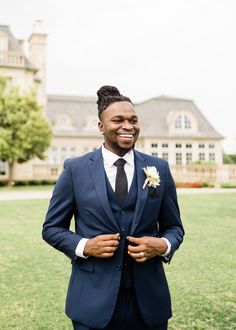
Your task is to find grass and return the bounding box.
[0,185,54,191]
[0,194,235,329]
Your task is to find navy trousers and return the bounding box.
[72,288,168,330]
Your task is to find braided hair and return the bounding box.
[97,85,133,119]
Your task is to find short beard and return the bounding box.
[109,141,135,156]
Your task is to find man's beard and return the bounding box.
[111,140,135,154]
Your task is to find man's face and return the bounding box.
[98,101,140,156]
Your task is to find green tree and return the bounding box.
[0,77,52,184]
[223,153,236,164]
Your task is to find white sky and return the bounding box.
[1,0,236,152]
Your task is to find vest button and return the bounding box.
[115,265,121,271]
[120,210,125,215]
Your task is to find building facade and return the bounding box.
[0,21,47,180]
[1,23,235,186]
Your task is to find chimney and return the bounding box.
[28,20,47,109]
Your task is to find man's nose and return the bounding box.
[122,120,133,130]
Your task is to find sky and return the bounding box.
[1,0,236,152]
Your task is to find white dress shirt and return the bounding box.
[75,146,171,258]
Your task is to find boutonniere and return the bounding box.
[142,166,161,189]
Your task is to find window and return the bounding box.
[51,146,58,152]
[184,115,191,129]
[61,147,67,152]
[50,167,58,176]
[199,144,205,149]
[50,155,58,165]
[199,153,205,161]
[175,114,191,129]
[151,143,158,148]
[175,143,182,148]
[186,143,192,148]
[162,143,168,148]
[186,153,192,164]
[175,115,182,128]
[162,153,168,160]
[209,144,215,149]
[151,152,158,157]
[56,114,73,129]
[209,153,215,161]
[176,153,182,165]
[0,160,7,175]
[59,116,69,128]
[0,34,8,51]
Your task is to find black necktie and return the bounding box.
[114,158,128,204]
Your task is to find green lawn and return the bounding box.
[0,185,54,191]
[0,194,235,329]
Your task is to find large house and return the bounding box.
[2,23,234,186]
[46,94,223,169]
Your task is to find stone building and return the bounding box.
[0,21,47,107]
[0,21,47,179]
[46,94,223,168]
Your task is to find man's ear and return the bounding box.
[98,121,104,134]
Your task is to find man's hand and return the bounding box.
[84,233,120,258]
[127,236,168,263]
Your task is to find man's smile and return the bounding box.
[117,132,135,139]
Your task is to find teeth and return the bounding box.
[119,134,133,137]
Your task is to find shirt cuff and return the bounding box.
[160,237,171,257]
[75,238,89,259]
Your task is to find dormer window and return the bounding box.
[174,114,191,129]
[55,114,73,130]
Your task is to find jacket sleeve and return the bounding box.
[158,162,185,262]
[42,160,82,260]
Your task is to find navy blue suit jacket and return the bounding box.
[42,148,184,328]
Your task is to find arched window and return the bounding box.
[174,114,191,130]
[56,114,73,130]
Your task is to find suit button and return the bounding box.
[120,210,125,215]
[115,265,121,271]
[121,227,125,232]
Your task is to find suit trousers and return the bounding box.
[72,288,168,330]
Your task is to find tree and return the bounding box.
[223,153,236,164]
[0,77,52,184]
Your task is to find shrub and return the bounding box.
[220,182,236,188]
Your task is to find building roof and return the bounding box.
[135,96,223,139]
[0,25,36,71]
[47,94,223,140]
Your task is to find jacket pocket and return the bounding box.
[76,259,94,272]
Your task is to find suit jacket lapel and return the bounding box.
[88,149,119,231]
[130,150,149,235]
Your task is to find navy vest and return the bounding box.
[105,170,138,288]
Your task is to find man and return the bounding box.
[42,85,184,330]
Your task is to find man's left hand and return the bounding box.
[127,236,167,263]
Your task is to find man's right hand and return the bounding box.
[84,233,120,258]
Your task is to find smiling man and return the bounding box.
[42,85,184,330]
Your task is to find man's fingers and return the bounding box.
[127,244,143,253]
[126,236,141,244]
[97,233,120,241]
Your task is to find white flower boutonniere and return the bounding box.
[142,166,161,189]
